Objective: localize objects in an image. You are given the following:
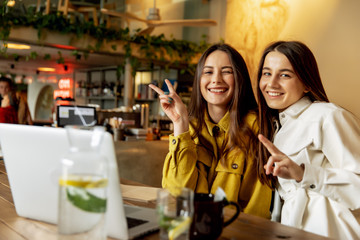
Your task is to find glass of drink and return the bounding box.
[157,187,194,240]
[58,126,109,240]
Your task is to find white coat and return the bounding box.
[274,96,360,239]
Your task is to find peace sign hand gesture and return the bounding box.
[149,79,189,136]
[258,134,305,182]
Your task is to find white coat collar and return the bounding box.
[278,96,312,126]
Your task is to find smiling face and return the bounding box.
[259,51,308,112]
[200,50,235,116]
[0,81,10,97]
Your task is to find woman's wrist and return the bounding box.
[173,120,189,137]
[295,163,305,182]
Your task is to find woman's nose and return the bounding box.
[211,71,222,83]
[267,76,280,88]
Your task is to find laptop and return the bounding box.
[0,123,159,240]
[56,105,97,127]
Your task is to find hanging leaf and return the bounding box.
[29,51,38,59]
[43,54,51,60]
[13,54,20,61]
[57,51,64,64]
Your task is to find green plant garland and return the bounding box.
[0,1,211,76]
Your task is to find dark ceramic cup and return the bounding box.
[189,193,240,240]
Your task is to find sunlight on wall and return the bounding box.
[225,0,339,84]
[225,0,289,82]
[279,0,339,44]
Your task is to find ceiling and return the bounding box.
[0,0,127,76]
[0,42,125,76]
[0,0,216,77]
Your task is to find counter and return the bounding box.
[114,140,168,188]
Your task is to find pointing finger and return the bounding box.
[258,134,281,156]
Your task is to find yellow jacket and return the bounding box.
[162,111,272,219]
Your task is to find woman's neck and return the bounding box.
[207,105,227,123]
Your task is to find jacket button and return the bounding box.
[232,164,238,169]
[212,126,220,136]
[172,139,176,145]
[280,113,285,118]
[309,184,316,189]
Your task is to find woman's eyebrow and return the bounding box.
[204,65,232,68]
[222,66,232,69]
[262,67,295,73]
[279,68,295,73]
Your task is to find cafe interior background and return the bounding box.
[1,0,360,127]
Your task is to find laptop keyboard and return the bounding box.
[126,217,148,229]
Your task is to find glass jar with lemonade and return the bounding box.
[58,126,109,240]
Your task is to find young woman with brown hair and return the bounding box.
[257,40,360,238]
[150,43,275,218]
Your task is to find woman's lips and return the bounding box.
[267,91,283,97]
[208,88,227,93]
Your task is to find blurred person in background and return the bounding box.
[16,90,33,125]
[0,76,18,124]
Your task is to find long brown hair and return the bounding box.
[257,41,329,183]
[188,43,272,187]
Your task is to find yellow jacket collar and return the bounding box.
[204,111,230,136]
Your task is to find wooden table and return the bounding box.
[0,160,330,240]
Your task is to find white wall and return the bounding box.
[28,81,56,120]
[280,0,360,117]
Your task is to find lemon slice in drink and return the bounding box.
[168,217,192,240]
[59,176,108,188]
[86,178,108,188]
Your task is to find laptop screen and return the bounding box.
[56,105,97,127]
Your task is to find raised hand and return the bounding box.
[258,134,304,182]
[1,94,10,108]
[149,79,189,136]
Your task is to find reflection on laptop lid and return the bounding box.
[0,124,158,239]
[56,105,97,127]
